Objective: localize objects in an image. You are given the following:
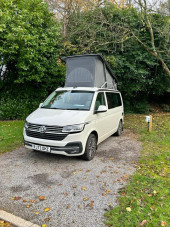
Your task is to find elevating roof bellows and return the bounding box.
[62,54,118,89]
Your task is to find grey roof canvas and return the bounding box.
[62,54,118,89]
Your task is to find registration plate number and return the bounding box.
[32,144,51,152]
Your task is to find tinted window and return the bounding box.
[106,92,122,109]
[95,92,106,110]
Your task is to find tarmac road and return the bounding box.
[0,129,141,227]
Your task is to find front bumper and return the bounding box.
[24,140,83,155]
[23,127,87,156]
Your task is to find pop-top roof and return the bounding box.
[62,54,118,89]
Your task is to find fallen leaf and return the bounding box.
[82,178,86,180]
[39,196,47,201]
[23,199,27,202]
[153,190,157,195]
[41,224,47,227]
[72,185,77,188]
[78,205,82,209]
[83,197,89,201]
[150,206,155,210]
[86,170,90,172]
[109,158,114,160]
[121,192,126,196]
[106,189,110,194]
[81,187,87,190]
[161,221,167,226]
[88,202,94,207]
[57,184,62,186]
[79,169,83,171]
[66,205,70,209]
[26,204,32,208]
[32,199,37,203]
[13,196,21,201]
[64,193,68,196]
[44,207,50,212]
[121,177,126,182]
[4,222,11,227]
[140,220,147,226]
[102,193,106,196]
[148,194,152,197]
[96,175,100,178]
[73,171,77,174]
[44,217,50,222]
[126,207,131,212]
[113,180,117,183]
[35,211,40,215]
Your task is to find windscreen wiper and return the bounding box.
[66,108,87,110]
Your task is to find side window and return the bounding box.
[106,92,122,109]
[95,92,106,110]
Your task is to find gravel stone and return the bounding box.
[0,129,141,227]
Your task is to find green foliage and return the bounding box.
[66,4,170,113]
[0,83,55,120]
[105,114,170,226]
[0,0,63,84]
[0,0,66,120]
[0,96,39,120]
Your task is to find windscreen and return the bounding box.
[41,90,94,110]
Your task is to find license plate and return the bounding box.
[32,144,50,152]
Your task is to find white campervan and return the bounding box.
[23,54,124,160]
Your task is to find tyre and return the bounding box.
[114,120,123,136]
[82,133,97,161]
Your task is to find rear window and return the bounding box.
[106,92,122,109]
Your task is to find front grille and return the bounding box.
[26,130,68,141]
[27,122,63,134]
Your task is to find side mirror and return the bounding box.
[96,105,107,113]
[39,103,43,108]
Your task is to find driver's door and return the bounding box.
[94,92,108,143]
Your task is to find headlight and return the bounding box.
[25,121,28,129]
[62,123,85,133]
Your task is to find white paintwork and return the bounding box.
[23,87,124,157]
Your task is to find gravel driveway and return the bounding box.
[0,129,141,227]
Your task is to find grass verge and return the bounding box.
[0,121,24,154]
[105,113,170,227]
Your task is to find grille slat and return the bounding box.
[26,130,67,141]
[26,123,67,140]
[27,123,63,133]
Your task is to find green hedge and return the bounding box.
[0,97,40,120]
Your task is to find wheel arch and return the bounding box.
[90,130,98,143]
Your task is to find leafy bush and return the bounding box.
[0,0,62,85]
[123,98,149,114]
[0,85,52,120]
[0,97,40,120]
